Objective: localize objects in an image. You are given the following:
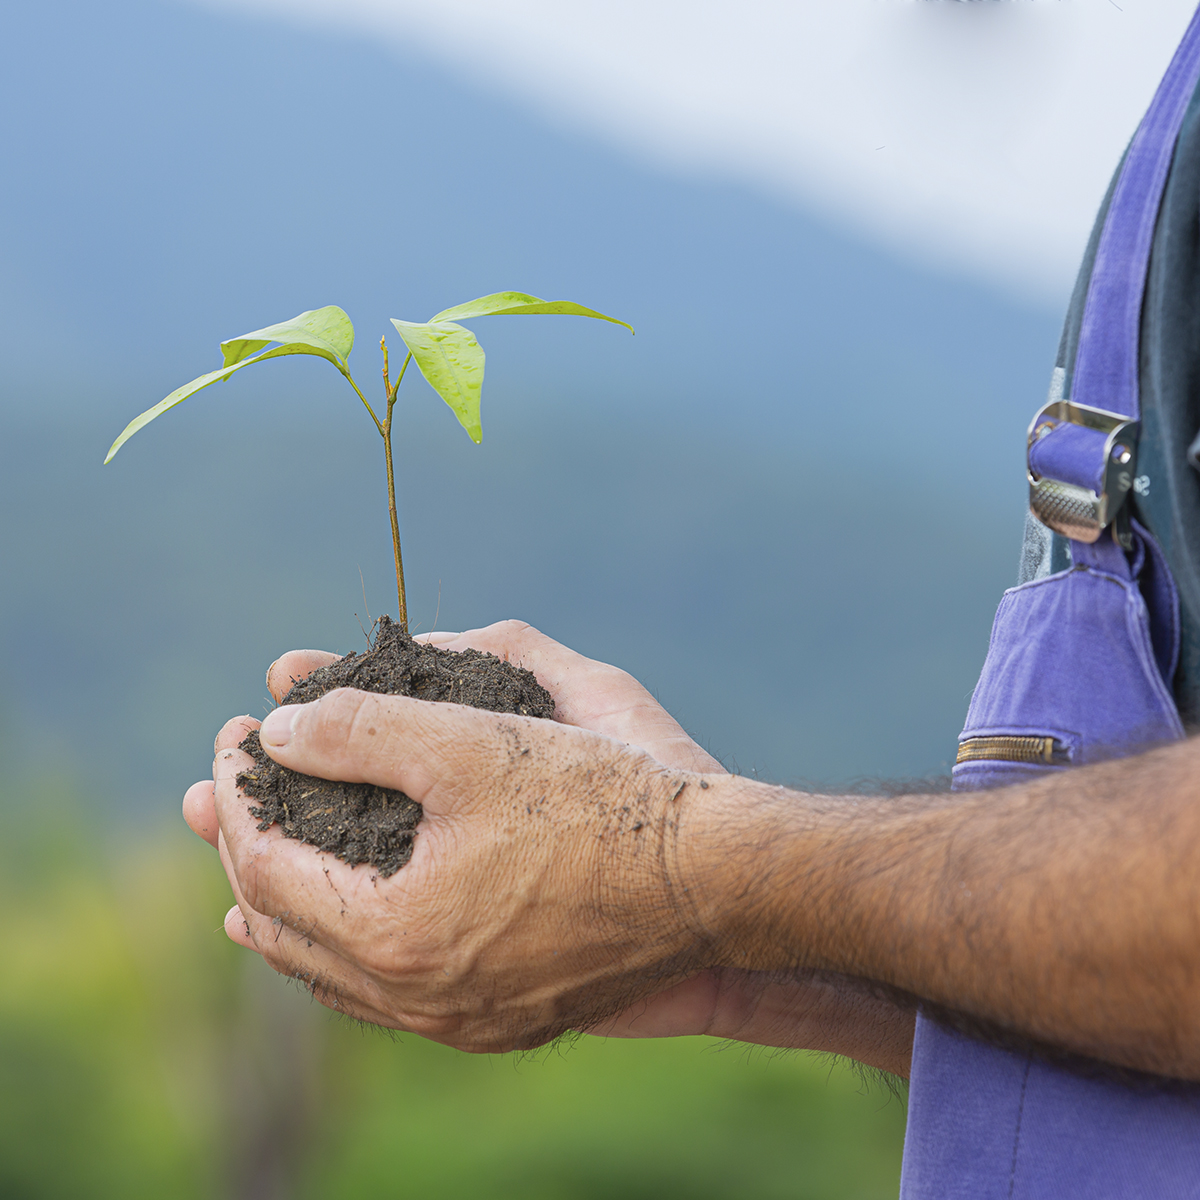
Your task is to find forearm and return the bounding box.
[709,971,915,1073]
[591,968,915,1077]
[699,969,916,1076]
[681,737,1200,1078]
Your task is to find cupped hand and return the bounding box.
[203,686,714,1050]
[182,623,913,1073]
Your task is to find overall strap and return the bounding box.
[1028,8,1200,551]
[1074,6,1200,423]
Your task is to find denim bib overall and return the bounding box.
[899,10,1200,1198]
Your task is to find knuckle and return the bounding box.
[493,619,539,652]
[313,687,373,750]
[345,691,392,753]
[496,618,533,636]
[315,685,362,725]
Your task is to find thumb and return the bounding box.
[257,687,533,814]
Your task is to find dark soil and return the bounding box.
[237,615,554,876]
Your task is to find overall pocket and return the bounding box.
[952,552,1181,793]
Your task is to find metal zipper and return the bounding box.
[955,735,1066,766]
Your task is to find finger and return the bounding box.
[216,826,407,1028]
[415,620,633,720]
[196,718,261,849]
[217,835,377,1012]
[212,741,414,963]
[413,619,559,671]
[215,714,259,756]
[213,740,256,785]
[184,780,220,848]
[214,691,589,972]
[255,687,560,807]
[266,650,342,703]
[412,621,723,772]
[392,620,591,722]
[414,621,592,722]
[224,903,257,949]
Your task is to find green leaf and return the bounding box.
[104,362,245,463]
[429,291,634,334]
[390,319,485,443]
[220,305,354,368]
[104,306,356,463]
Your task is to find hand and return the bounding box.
[190,685,710,1051]
[184,622,914,1073]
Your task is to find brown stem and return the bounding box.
[383,414,407,632]
[379,336,411,633]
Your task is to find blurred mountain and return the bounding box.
[0,0,1063,812]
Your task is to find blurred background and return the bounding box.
[1,0,1193,1195]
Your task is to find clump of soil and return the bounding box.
[237,615,554,876]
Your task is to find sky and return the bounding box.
[192,0,1199,303]
[3,0,1177,809]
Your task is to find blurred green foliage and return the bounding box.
[0,778,906,1199]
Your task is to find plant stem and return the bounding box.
[343,371,384,436]
[379,343,414,633]
[382,418,407,631]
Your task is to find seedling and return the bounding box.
[105,293,632,631]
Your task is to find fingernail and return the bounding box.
[260,704,301,748]
[265,657,280,689]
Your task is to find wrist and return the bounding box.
[667,773,821,971]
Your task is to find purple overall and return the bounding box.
[899,10,1200,1198]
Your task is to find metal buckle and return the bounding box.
[1027,400,1138,545]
